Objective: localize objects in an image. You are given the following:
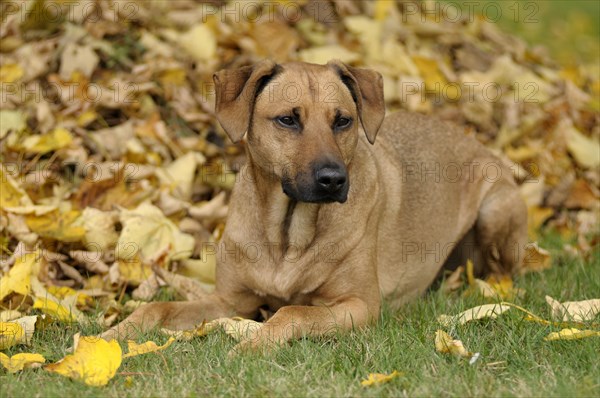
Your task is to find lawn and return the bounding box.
[3,233,599,397]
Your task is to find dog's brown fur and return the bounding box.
[101,60,527,351]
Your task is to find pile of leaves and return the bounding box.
[0,0,599,386]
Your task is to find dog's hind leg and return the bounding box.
[474,181,527,275]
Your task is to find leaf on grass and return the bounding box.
[0,322,25,350]
[32,297,79,323]
[434,330,474,359]
[544,328,600,341]
[438,304,511,327]
[361,370,402,387]
[10,315,38,344]
[0,352,45,373]
[0,252,37,301]
[123,337,175,358]
[45,336,122,386]
[207,317,264,342]
[546,296,600,322]
[520,244,552,274]
[463,259,523,299]
[161,320,219,341]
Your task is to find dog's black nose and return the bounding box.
[316,167,347,193]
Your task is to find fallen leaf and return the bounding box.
[564,124,600,169]
[0,109,26,139]
[117,202,195,262]
[0,352,45,373]
[45,336,122,386]
[438,304,511,327]
[0,322,25,350]
[0,252,36,301]
[25,210,86,243]
[20,128,73,154]
[361,370,402,387]
[544,328,600,341]
[206,317,263,342]
[123,337,175,358]
[0,166,33,208]
[178,24,216,62]
[32,297,79,323]
[520,244,552,274]
[434,330,474,359]
[545,296,600,322]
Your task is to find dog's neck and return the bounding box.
[246,160,319,255]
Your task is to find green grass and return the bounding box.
[2,234,599,397]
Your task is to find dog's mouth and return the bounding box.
[282,180,349,204]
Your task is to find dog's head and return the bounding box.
[213,60,385,203]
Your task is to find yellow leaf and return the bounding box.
[299,45,360,65]
[374,0,395,21]
[178,24,216,62]
[80,207,118,251]
[0,252,36,301]
[463,260,522,299]
[33,298,78,323]
[206,317,264,342]
[123,337,175,358]
[117,256,153,286]
[0,109,26,139]
[0,166,33,208]
[77,110,98,127]
[155,152,204,200]
[158,68,187,86]
[21,128,73,154]
[546,296,600,322]
[434,330,473,358]
[361,370,402,387]
[117,202,194,262]
[527,206,554,240]
[0,352,45,373]
[565,125,600,169]
[0,63,23,83]
[438,304,511,327]
[161,320,219,341]
[0,322,25,350]
[45,336,122,386]
[25,210,86,242]
[412,56,448,93]
[47,286,92,308]
[544,328,600,341]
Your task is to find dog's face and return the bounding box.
[213,61,385,203]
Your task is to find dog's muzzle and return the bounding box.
[282,162,349,204]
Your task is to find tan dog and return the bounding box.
[101,60,527,350]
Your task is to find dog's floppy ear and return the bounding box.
[328,60,385,145]
[213,60,279,143]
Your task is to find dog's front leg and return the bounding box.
[100,293,234,340]
[232,297,374,353]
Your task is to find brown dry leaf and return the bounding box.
[123,337,175,358]
[527,207,554,240]
[45,336,122,386]
[438,304,511,327]
[440,266,465,294]
[544,328,600,341]
[361,370,402,387]
[0,352,45,373]
[520,244,552,274]
[545,296,600,322]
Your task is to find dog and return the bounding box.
[101,60,527,351]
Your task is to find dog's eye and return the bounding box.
[277,116,297,128]
[335,117,352,130]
